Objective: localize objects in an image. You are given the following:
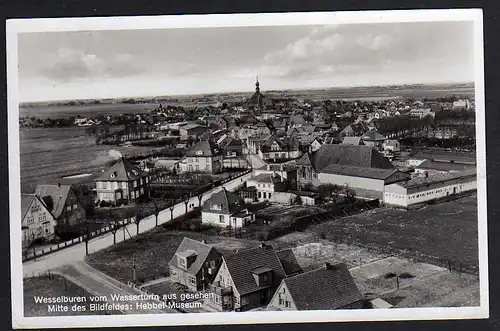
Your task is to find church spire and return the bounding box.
[255,75,260,92]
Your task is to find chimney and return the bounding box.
[57,183,61,188]
[267,164,271,171]
[201,239,207,244]
[324,262,333,270]
[260,242,267,248]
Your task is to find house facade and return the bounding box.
[34,184,86,232]
[95,158,150,204]
[259,135,301,161]
[169,238,223,291]
[201,188,254,228]
[178,140,223,174]
[267,263,364,311]
[246,174,287,202]
[207,244,294,311]
[21,194,57,248]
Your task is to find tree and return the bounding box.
[294,195,303,205]
[134,210,145,235]
[169,205,175,221]
[107,211,121,244]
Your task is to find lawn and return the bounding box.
[309,194,479,272]
[20,127,154,192]
[24,275,122,316]
[85,229,261,283]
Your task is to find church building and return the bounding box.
[244,77,274,114]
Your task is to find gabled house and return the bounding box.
[21,194,57,248]
[95,158,150,205]
[342,136,365,146]
[169,237,223,291]
[208,243,296,311]
[201,188,254,228]
[179,123,210,138]
[259,135,301,161]
[34,184,86,233]
[267,262,364,311]
[179,140,223,174]
[339,122,369,138]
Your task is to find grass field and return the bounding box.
[20,103,158,119]
[310,194,479,271]
[20,127,152,192]
[24,275,122,316]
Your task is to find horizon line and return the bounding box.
[19,81,475,104]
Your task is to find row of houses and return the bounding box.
[169,237,365,312]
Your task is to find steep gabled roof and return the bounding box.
[276,249,303,276]
[302,144,394,171]
[34,184,73,219]
[185,140,221,157]
[281,263,363,310]
[202,188,245,215]
[223,244,287,296]
[168,237,220,275]
[95,158,148,182]
[252,173,282,184]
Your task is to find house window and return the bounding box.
[188,165,193,171]
[219,215,225,223]
[206,164,210,170]
[66,205,71,211]
[279,298,284,306]
[73,204,77,210]
[268,192,272,199]
[263,192,267,199]
[196,165,200,171]
[285,301,291,308]
[179,257,186,268]
[235,296,240,305]
[189,276,196,285]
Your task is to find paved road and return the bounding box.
[247,153,267,169]
[54,262,176,314]
[23,172,253,277]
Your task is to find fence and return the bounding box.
[22,217,135,262]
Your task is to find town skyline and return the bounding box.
[18,21,474,102]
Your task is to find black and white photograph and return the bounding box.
[7,9,487,329]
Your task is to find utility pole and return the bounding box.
[133,256,136,282]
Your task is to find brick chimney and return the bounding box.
[324,262,333,270]
[260,242,267,248]
[201,239,207,244]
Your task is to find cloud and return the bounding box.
[261,23,458,79]
[39,47,143,81]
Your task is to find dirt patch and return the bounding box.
[309,194,479,272]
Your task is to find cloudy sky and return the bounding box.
[18,21,474,102]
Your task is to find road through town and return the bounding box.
[22,172,252,277]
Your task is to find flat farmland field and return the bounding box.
[20,103,158,119]
[20,127,152,193]
[310,194,479,271]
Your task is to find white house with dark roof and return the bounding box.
[361,130,386,150]
[178,140,223,174]
[169,237,223,291]
[267,262,364,311]
[34,184,86,231]
[246,173,287,202]
[207,243,300,311]
[21,194,57,248]
[95,158,150,204]
[201,188,254,228]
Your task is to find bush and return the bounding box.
[384,272,397,279]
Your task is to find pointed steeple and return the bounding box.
[255,75,260,92]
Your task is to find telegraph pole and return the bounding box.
[132,256,136,282]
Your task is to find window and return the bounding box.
[219,215,225,223]
[285,301,291,308]
[195,158,199,163]
[206,164,210,170]
[188,165,193,171]
[66,205,71,211]
[73,204,78,210]
[188,158,193,163]
[189,276,196,285]
[268,192,272,199]
[179,257,186,268]
[279,298,284,305]
[235,296,240,305]
[263,192,267,199]
[196,165,200,171]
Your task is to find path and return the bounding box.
[54,262,177,314]
[23,172,253,277]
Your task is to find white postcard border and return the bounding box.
[7,9,488,329]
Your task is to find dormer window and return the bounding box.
[178,257,186,268]
[196,151,203,156]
